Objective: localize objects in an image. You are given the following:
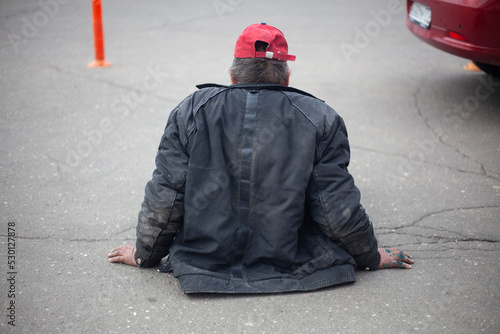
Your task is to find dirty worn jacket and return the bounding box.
[134,83,380,293]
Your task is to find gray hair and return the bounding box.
[229,57,289,86]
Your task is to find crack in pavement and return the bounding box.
[376,205,500,249]
[378,229,500,244]
[411,80,500,181]
[350,144,500,181]
[380,240,500,253]
[379,226,499,242]
[0,234,134,242]
[0,225,135,242]
[381,205,500,230]
[47,64,179,104]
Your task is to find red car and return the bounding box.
[406,0,500,77]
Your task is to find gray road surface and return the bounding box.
[1,0,499,333]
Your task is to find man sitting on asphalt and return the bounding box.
[108,23,414,293]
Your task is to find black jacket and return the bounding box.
[135,83,380,293]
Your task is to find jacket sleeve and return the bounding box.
[134,107,189,268]
[307,115,380,270]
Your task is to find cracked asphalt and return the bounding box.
[1,0,499,333]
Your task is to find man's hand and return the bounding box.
[378,247,414,269]
[108,244,138,267]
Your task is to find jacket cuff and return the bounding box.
[134,249,145,267]
[134,241,159,268]
[356,249,381,271]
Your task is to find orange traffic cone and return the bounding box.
[463,61,480,72]
[88,0,112,68]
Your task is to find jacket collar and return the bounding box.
[196,83,321,101]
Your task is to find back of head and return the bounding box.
[230,23,295,86]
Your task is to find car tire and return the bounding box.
[473,61,500,77]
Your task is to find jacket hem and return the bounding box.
[177,263,356,294]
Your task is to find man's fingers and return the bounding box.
[110,246,127,253]
[107,244,138,266]
[107,246,126,263]
[393,252,414,264]
[386,248,414,263]
[378,247,414,269]
[107,248,122,258]
[108,255,123,263]
[400,251,414,261]
[108,245,132,256]
[394,260,412,269]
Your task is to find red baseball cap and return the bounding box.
[234,23,296,62]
